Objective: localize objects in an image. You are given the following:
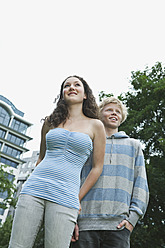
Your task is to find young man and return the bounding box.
[71,97,149,248]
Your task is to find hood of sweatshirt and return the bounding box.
[107,131,129,139]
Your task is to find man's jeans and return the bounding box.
[71,229,131,248]
[9,194,78,248]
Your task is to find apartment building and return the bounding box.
[0,95,32,224]
[16,150,39,196]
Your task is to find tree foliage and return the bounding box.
[121,62,165,158]
[0,163,16,209]
[0,215,13,248]
[0,163,17,247]
[100,62,165,247]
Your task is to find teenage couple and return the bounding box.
[9,76,149,248]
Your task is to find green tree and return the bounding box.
[100,62,165,247]
[0,163,17,247]
[0,215,13,248]
[98,91,114,101]
[0,163,16,210]
[121,62,165,158]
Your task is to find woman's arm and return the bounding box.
[35,118,51,166]
[79,119,106,201]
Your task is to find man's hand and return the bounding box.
[71,224,79,242]
[117,220,134,232]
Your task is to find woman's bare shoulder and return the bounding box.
[88,118,104,129]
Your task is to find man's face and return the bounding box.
[100,103,122,129]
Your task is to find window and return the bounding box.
[7,173,15,182]
[7,133,25,146]
[0,106,10,126]
[3,145,22,159]
[0,157,18,168]
[0,128,6,139]
[0,208,5,215]
[10,118,28,134]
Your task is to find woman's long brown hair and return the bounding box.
[47,75,99,127]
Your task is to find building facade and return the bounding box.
[0,95,32,224]
[16,150,39,196]
[7,150,39,219]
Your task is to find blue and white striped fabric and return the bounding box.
[21,128,93,210]
[78,131,149,230]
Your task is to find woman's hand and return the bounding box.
[71,224,79,242]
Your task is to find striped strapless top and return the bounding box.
[21,128,93,210]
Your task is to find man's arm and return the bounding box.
[127,141,149,227]
[117,141,149,230]
[127,143,149,226]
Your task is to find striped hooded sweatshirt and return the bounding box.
[78,131,149,230]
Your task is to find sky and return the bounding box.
[0,0,165,157]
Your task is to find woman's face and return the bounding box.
[62,77,87,104]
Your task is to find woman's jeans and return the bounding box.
[9,194,78,248]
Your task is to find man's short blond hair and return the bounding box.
[99,97,128,124]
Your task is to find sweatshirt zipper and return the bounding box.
[109,136,114,164]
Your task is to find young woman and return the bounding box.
[9,75,106,248]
